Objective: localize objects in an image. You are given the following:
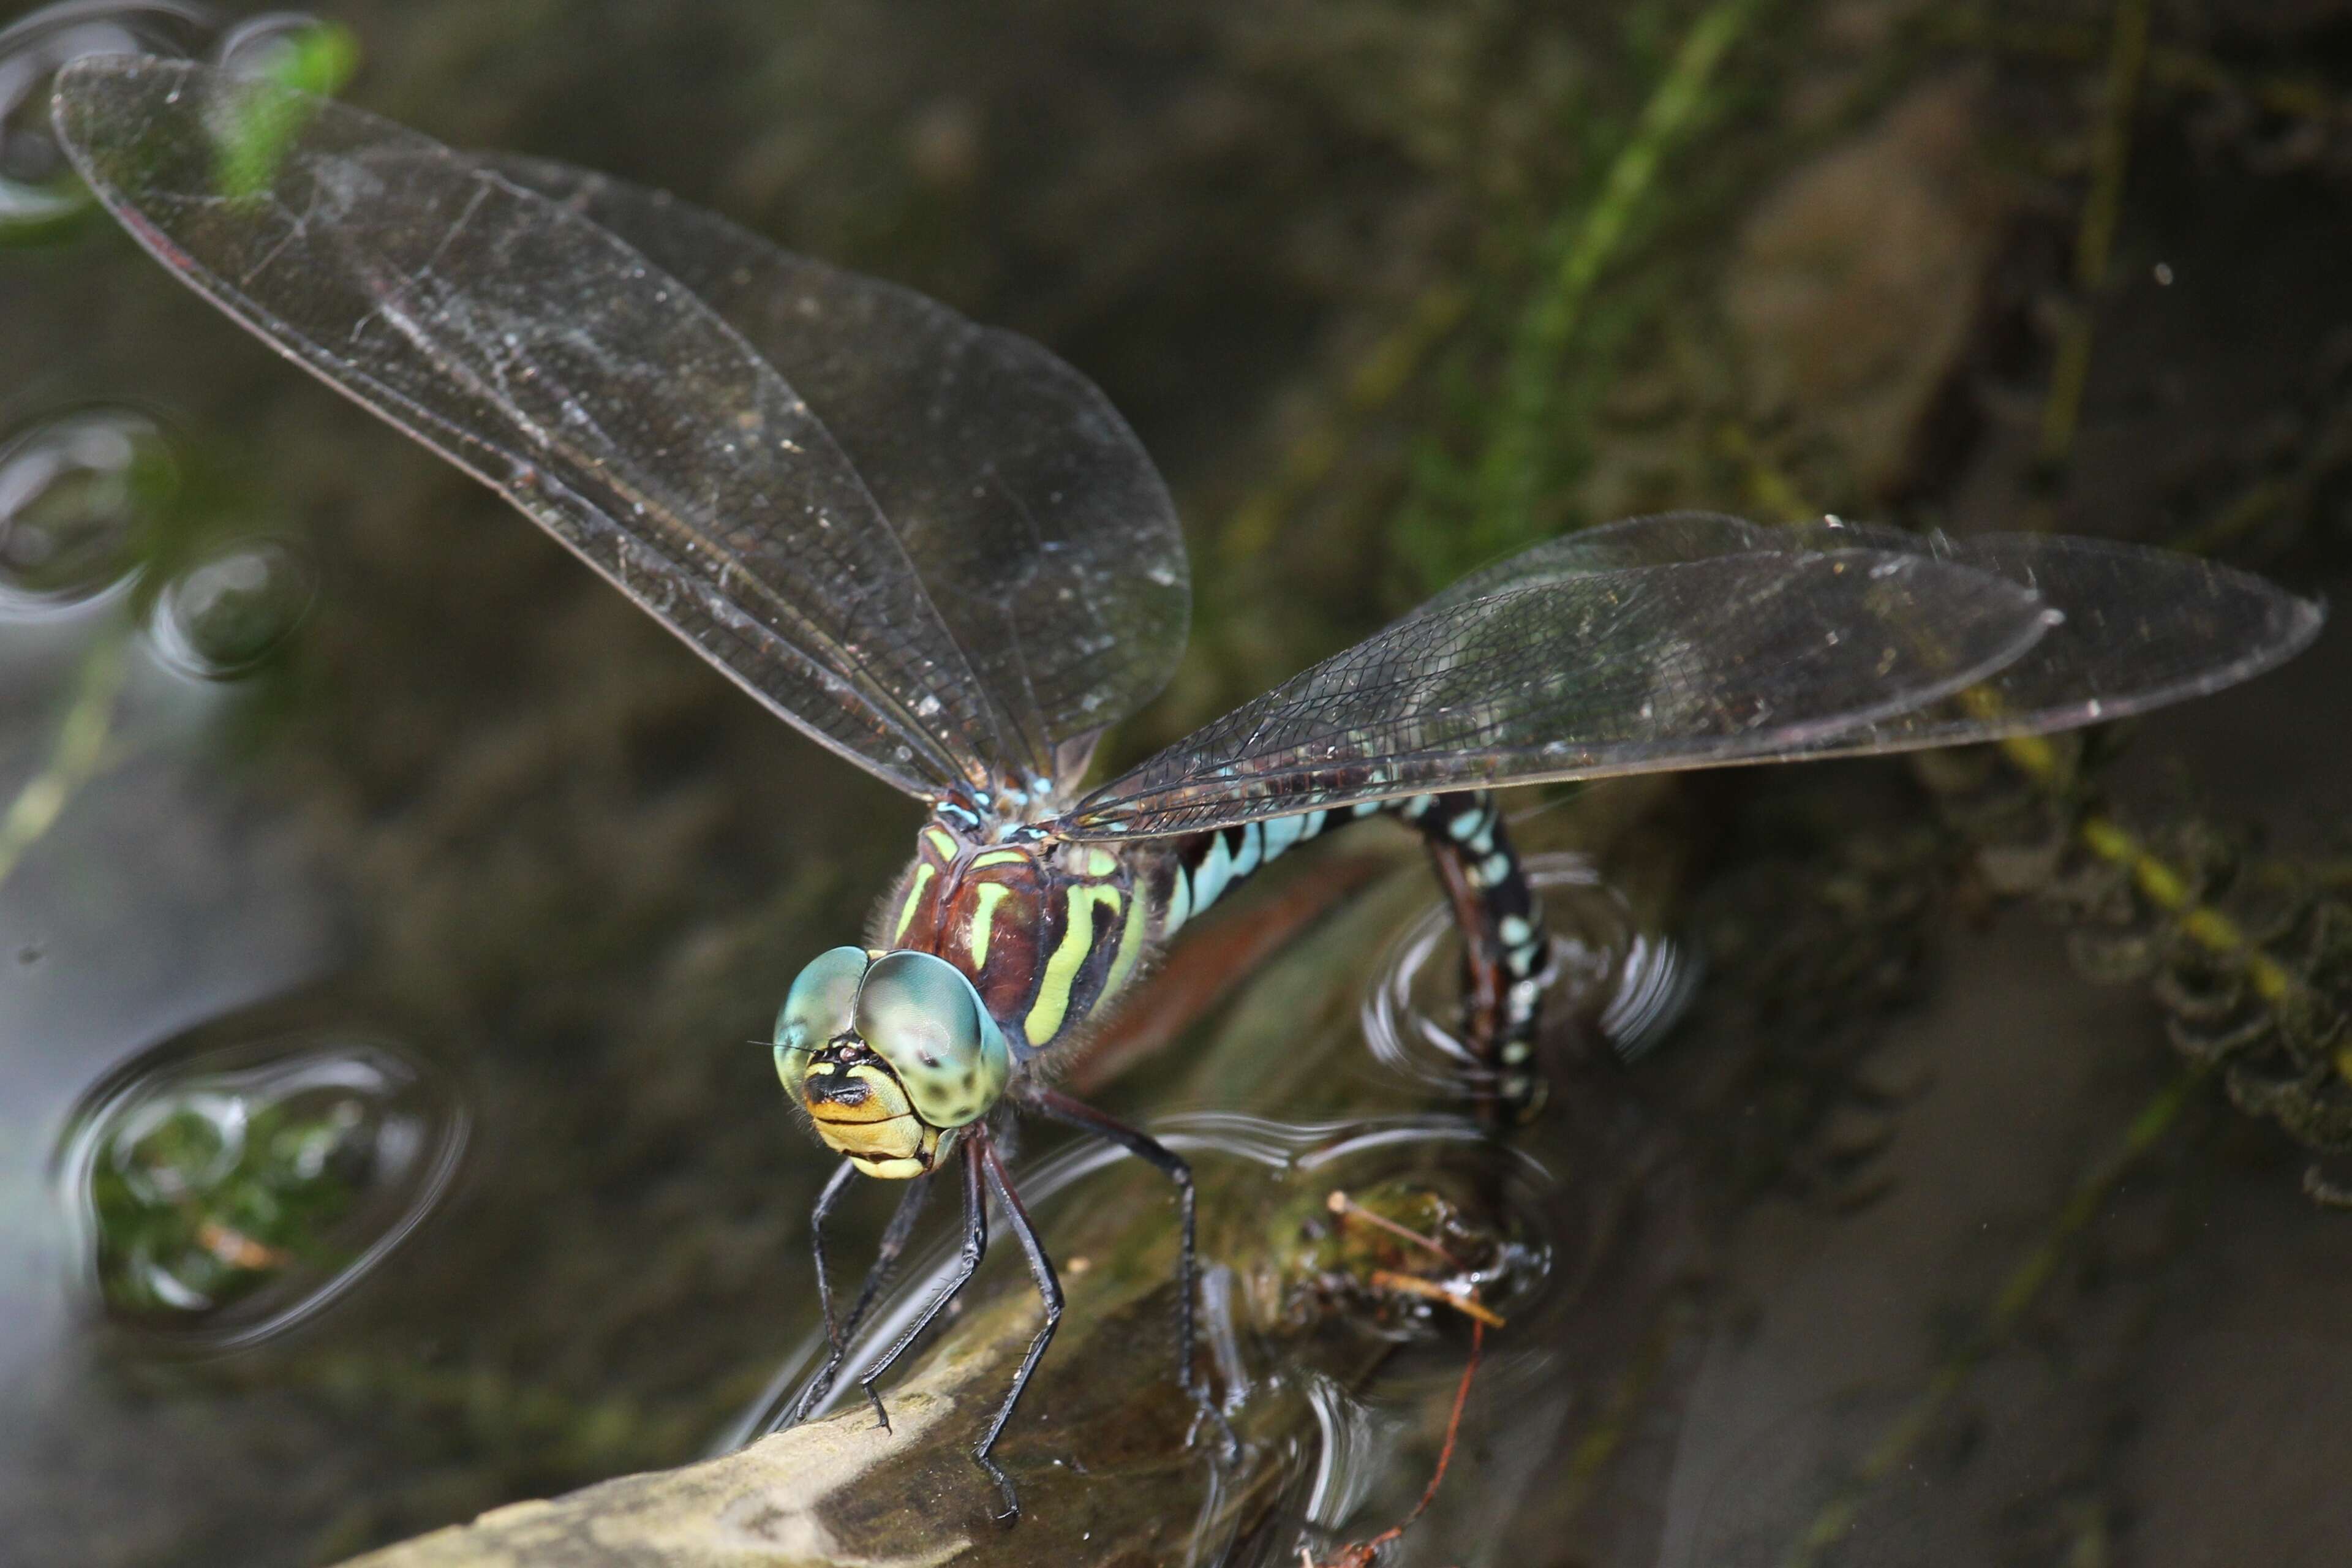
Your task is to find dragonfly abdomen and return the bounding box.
[1158,791,1550,1116]
[1155,809,1338,937]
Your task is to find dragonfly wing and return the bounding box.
[1764,526,2323,755]
[52,56,1047,798]
[1421,515,2323,749]
[1052,513,2320,840]
[483,154,1188,794]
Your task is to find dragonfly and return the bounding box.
[51,54,2323,1519]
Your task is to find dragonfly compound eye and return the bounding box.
[854,950,1011,1129]
[772,946,869,1087]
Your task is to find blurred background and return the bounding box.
[6,1,2352,1564]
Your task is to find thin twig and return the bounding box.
[1314,1319,1487,1568]
[1327,1188,1467,1268]
[1365,1270,1507,1330]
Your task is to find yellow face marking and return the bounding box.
[968,882,1012,970]
[805,1065,929,1164]
[1024,886,1119,1046]
[893,862,938,943]
[806,1064,908,1125]
[1099,877,1151,1011]
[852,1121,946,1180]
[969,848,1030,870]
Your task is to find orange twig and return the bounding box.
[1313,1320,1486,1567]
[1365,1270,1507,1330]
[1327,1188,1466,1268]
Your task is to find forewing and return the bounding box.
[52,55,1011,797]
[1058,530,2053,837]
[487,155,1189,791]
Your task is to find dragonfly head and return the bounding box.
[773,946,1011,1178]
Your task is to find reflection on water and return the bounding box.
[55,1022,466,1343]
[1365,851,1698,1102]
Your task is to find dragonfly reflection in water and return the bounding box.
[51,55,2323,1519]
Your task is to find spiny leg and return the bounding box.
[857,1136,988,1434]
[1392,790,1551,1122]
[974,1131,1063,1523]
[784,1162,932,1427]
[1021,1087,1234,1452]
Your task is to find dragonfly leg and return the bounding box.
[974,1131,1063,1523]
[856,1136,988,1436]
[1393,790,1551,1121]
[1020,1088,1237,1453]
[783,1162,932,1427]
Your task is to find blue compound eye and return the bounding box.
[853,951,1010,1129]
[775,946,869,1061]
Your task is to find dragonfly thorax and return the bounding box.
[772,946,1012,1178]
[884,811,1155,1059]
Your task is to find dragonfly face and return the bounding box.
[775,946,1011,1178]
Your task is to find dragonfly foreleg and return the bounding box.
[783,1162,933,1427]
[974,1133,1063,1522]
[856,1136,989,1435]
[1392,790,1551,1121]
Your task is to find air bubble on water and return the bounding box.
[208,10,325,78]
[0,2,216,238]
[0,406,176,611]
[52,1021,469,1345]
[149,536,315,679]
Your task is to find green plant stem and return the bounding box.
[0,631,129,890]
[1778,1064,2204,1568]
[2034,0,2150,478]
[1474,0,1764,538]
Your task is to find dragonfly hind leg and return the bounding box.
[1392,790,1551,1121]
[1021,1088,1239,1456]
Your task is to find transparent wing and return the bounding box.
[1761,522,2323,756]
[1054,513,2322,840]
[53,56,1187,798]
[483,154,1188,791]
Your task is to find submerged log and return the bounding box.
[341,782,1690,1567]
